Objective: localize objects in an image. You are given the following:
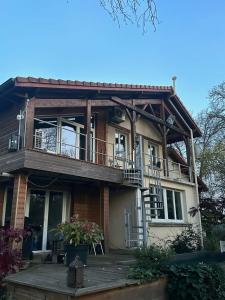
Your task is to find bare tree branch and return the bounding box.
[99,0,159,33]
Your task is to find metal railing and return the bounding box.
[6,117,192,184]
[142,152,191,182]
[33,118,121,169]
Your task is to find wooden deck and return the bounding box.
[6,254,137,297]
[6,254,168,300]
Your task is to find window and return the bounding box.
[147,142,159,167]
[150,188,183,222]
[115,132,127,158]
[33,116,95,161]
[34,118,57,153]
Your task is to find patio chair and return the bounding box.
[91,241,104,256]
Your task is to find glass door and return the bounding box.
[28,190,46,251]
[27,190,67,251]
[46,192,64,250]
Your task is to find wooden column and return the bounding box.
[161,101,169,176]
[100,183,109,253]
[0,185,5,226]
[25,99,35,149]
[10,174,28,229]
[84,99,92,161]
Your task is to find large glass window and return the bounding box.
[61,122,78,158]
[28,190,46,251]
[47,192,63,250]
[33,116,95,161]
[34,118,57,153]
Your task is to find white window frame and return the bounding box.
[115,131,128,160]
[151,188,184,224]
[26,189,69,251]
[147,142,160,168]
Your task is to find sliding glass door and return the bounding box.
[27,190,67,251]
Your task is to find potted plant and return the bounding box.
[55,215,103,266]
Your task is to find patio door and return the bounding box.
[59,118,95,162]
[26,190,67,251]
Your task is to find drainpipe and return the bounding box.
[168,98,204,248]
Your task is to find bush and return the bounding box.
[204,224,225,252]
[0,227,24,296]
[128,245,173,282]
[169,226,202,254]
[167,263,225,300]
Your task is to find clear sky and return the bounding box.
[1,0,225,116]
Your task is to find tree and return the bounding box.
[190,82,225,234]
[99,0,158,32]
[195,81,225,197]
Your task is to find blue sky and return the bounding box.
[0,0,225,116]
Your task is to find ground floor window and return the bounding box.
[150,188,184,222]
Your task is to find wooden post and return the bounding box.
[84,99,92,161]
[10,174,28,229]
[25,99,35,149]
[100,183,109,253]
[161,101,169,176]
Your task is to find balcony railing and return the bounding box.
[4,118,192,185]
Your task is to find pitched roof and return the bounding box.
[12,76,173,92]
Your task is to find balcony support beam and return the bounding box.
[161,100,169,177]
[111,96,189,137]
[84,99,92,161]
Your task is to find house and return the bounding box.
[0,77,205,253]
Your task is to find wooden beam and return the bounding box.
[25,99,35,149]
[131,99,136,151]
[10,174,28,230]
[100,183,109,253]
[111,96,189,137]
[84,99,92,161]
[161,101,169,176]
[30,98,162,108]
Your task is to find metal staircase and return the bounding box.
[140,167,164,246]
[124,166,164,248]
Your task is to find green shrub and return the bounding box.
[167,263,225,300]
[128,245,173,282]
[204,234,220,251]
[169,226,202,254]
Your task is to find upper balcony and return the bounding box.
[0,116,193,187]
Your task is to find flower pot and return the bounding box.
[65,244,89,266]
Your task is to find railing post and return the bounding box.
[112,144,115,167]
[178,163,182,180]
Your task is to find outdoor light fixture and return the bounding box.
[166,114,176,126]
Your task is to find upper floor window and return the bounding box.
[147,142,159,168]
[34,118,57,153]
[115,132,127,158]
